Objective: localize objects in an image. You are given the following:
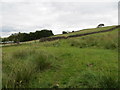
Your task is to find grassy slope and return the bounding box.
[51,25,116,37]
[2,26,119,88]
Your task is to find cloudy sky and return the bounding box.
[0,0,119,37]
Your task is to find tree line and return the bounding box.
[1,29,54,43]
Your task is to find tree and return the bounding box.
[35,29,54,39]
[62,31,67,34]
[4,29,54,42]
[97,24,104,28]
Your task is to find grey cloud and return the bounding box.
[1,1,118,37]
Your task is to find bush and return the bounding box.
[62,31,67,34]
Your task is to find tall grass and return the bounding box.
[98,73,119,88]
[68,30,118,49]
[2,27,118,88]
[12,49,36,59]
[31,51,53,71]
[2,61,35,88]
[2,48,56,88]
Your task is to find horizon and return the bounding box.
[0,1,119,37]
[0,24,117,38]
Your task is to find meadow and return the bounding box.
[2,26,119,88]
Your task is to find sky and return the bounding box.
[0,0,119,37]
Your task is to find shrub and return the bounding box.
[62,31,67,34]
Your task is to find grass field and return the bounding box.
[2,26,119,88]
[51,25,116,37]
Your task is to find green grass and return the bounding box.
[51,25,116,37]
[2,25,119,88]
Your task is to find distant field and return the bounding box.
[1,25,117,46]
[2,26,119,88]
[51,25,116,37]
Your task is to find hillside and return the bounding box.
[2,25,119,88]
[39,25,119,42]
[52,25,117,37]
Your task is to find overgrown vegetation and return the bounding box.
[2,26,119,88]
[2,49,56,88]
[2,29,54,43]
[68,29,118,49]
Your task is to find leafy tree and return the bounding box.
[2,29,54,43]
[62,31,67,34]
[97,24,104,28]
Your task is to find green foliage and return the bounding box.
[2,61,35,88]
[62,31,68,34]
[2,25,119,88]
[12,49,35,59]
[52,25,116,37]
[2,29,54,43]
[99,74,118,88]
[68,30,118,49]
[31,51,53,71]
[97,24,104,28]
[65,70,99,88]
[2,48,56,88]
